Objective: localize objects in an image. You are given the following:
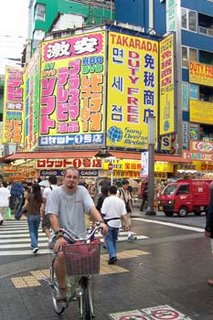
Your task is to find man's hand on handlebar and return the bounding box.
[54,236,68,253]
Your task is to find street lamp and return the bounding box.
[145,114,156,216]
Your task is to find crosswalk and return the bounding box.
[0,219,49,255]
[0,219,148,256]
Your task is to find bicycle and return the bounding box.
[47,223,102,319]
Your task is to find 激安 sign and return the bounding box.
[39,31,106,148]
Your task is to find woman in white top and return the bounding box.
[0,181,11,225]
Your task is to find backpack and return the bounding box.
[11,183,24,198]
[119,189,132,213]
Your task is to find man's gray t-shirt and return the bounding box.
[47,185,94,238]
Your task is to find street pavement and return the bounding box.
[0,210,212,320]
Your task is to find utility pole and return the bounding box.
[146,115,156,216]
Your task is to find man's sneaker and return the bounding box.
[32,247,39,254]
[56,288,67,302]
[0,220,4,225]
[128,235,137,241]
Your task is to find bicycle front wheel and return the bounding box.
[79,276,94,320]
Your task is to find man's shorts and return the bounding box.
[42,215,51,231]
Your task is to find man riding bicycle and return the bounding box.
[47,167,108,302]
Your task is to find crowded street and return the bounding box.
[0,209,212,320]
[0,0,212,319]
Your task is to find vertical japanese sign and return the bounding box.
[182,121,189,150]
[166,0,179,32]
[24,49,41,151]
[107,32,158,150]
[159,33,175,135]
[2,66,25,144]
[39,31,106,147]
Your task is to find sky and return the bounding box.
[0,0,29,73]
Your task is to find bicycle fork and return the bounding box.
[78,276,94,318]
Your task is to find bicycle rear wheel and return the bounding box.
[79,276,94,320]
[50,261,68,314]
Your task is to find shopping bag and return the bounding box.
[6,208,12,220]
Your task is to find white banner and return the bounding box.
[141,151,149,177]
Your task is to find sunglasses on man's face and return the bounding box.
[65,175,79,180]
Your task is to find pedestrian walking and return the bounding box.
[0,181,11,225]
[9,182,24,215]
[101,185,129,264]
[96,186,109,215]
[42,175,59,239]
[140,180,148,211]
[22,183,43,253]
[205,182,213,286]
[96,186,109,248]
[118,179,136,241]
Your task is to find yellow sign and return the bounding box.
[189,61,213,87]
[24,49,40,151]
[3,66,25,144]
[190,100,213,125]
[39,31,106,148]
[103,159,141,171]
[106,32,159,150]
[193,161,213,171]
[159,33,175,135]
[154,162,174,173]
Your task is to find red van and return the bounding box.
[158,179,212,217]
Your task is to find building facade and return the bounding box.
[2,0,212,183]
[26,0,115,60]
[116,0,213,177]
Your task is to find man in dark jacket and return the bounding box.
[205,182,213,286]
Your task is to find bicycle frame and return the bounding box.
[48,224,102,318]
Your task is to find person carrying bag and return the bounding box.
[117,179,136,241]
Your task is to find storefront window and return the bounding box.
[35,4,46,21]
[190,84,199,100]
[181,8,197,32]
[189,11,197,32]
[189,48,197,61]
[182,46,197,68]
[182,46,188,68]
[181,8,187,29]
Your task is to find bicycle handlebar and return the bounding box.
[57,222,103,243]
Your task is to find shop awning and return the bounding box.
[0,150,191,163]
[1,150,98,161]
[154,154,192,163]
